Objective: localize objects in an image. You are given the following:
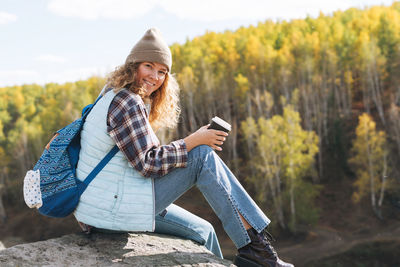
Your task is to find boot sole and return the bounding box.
[233,255,262,267]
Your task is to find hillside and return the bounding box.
[1,2,400,266]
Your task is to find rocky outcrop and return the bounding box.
[0,232,234,266]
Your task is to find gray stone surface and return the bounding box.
[0,232,234,266]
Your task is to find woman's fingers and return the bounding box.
[199,124,210,131]
[211,145,222,151]
[208,129,229,137]
[216,137,226,142]
[199,126,228,150]
[217,131,229,136]
[210,139,224,148]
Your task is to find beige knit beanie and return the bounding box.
[125,28,172,71]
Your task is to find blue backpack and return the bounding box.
[23,95,118,218]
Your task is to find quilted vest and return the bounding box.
[74,90,155,231]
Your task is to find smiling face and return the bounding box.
[136,62,168,97]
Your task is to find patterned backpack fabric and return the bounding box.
[23,96,119,218]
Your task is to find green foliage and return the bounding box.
[0,76,105,202]
[283,181,322,229]
[241,105,319,229]
[349,113,389,206]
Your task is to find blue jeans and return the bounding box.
[154,204,223,258]
[153,145,271,258]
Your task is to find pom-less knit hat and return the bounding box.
[125,28,172,71]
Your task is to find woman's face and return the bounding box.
[136,62,168,97]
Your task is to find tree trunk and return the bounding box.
[266,170,285,229]
[367,58,386,126]
[187,90,197,133]
[230,117,239,175]
[273,170,286,229]
[289,178,296,232]
[364,122,377,216]
[388,103,400,157]
[260,149,286,229]
[0,174,7,223]
[378,152,388,211]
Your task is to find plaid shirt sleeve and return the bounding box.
[106,90,187,177]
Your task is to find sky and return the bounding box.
[0,0,396,87]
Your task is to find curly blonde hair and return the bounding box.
[106,62,181,131]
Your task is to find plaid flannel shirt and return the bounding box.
[106,89,187,177]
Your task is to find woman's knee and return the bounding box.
[197,219,217,237]
[189,145,214,159]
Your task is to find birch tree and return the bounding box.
[242,105,319,230]
[349,113,389,218]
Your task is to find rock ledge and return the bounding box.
[0,232,233,266]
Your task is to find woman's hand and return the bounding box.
[183,124,229,152]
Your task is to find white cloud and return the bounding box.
[46,0,395,21]
[0,12,17,25]
[48,0,157,20]
[35,54,67,63]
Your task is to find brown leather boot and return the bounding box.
[234,228,294,267]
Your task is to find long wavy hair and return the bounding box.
[106,62,181,131]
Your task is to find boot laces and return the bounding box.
[262,229,276,242]
[261,230,278,257]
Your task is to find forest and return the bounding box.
[1,2,400,264]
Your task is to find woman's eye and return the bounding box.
[145,64,152,68]
[159,71,166,75]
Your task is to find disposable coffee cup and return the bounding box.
[208,116,231,133]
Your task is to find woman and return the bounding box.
[74,28,294,267]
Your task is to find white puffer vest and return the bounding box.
[74,90,155,231]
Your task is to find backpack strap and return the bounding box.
[77,145,119,195]
[81,94,104,118]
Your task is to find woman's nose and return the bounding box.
[150,70,159,80]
